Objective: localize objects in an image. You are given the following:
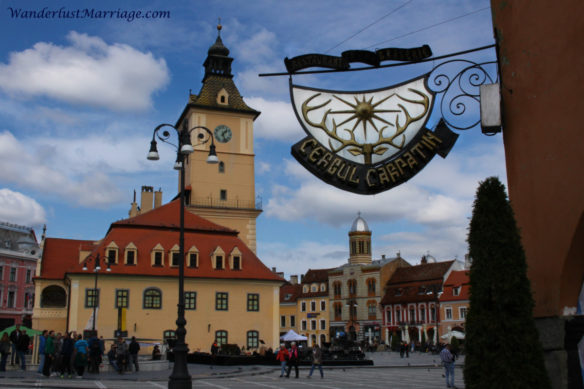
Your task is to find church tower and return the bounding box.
[175,23,262,253]
[348,212,372,265]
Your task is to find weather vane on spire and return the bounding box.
[217,17,222,35]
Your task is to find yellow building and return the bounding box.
[438,270,470,339]
[297,269,331,346]
[279,279,302,338]
[33,200,283,351]
[33,26,284,352]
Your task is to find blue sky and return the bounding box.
[0,0,504,277]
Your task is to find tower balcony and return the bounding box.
[188,195,262,211]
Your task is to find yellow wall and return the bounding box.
[297,296,329,346]
[279,303,298,336]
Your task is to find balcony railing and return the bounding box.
[189,196,262,211]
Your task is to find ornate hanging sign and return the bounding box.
[285,51,499,195]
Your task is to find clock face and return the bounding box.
[214,125,232,143]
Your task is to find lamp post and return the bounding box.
[147,122,218,389]
[82,253,111,333]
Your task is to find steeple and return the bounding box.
[348,212,372,265]
[203,20,233,81]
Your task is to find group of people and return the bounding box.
[105,336,141,374]
[275,342,324,379]
[0,325,30,371]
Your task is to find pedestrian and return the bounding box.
[0,333,11,371]
[107,344,120,372]
[37,330,48,374]
[88,335,102,373]
[306,344,324,379]
[9,324,21,366]
[399,341,405,358]
[59,332,74,378]
[439,343,457,388]
[42,331,56,377]
[16,329,29,370]
[115,337,128,374]
[275,343,289,377]
[285,342,299,379]
[210,340,218,365]
[151,345,161,360]
[73,334,88,378]
[53,333,62,376]
[129,336,140,372]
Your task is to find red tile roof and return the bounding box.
[40,200,284,283]
[302,268,333,283]
[280,283,302,303]
[38,238,95,280]
[440,270,470,301]
[385,260,455,285]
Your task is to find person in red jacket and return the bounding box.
[285,342,300,378]
[275,344,289,377]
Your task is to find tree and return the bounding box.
[464,177,550,388]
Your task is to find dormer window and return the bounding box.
[170,244,180,267]
[229,247,242,270]
[453,286,461,296]
[311,284,318,292]
[216,256,223,269]
[303,285,309,293]
[320,283,326,292]
[151,244,165,267]
[212,247,225,270]
[217,88,229,105]
[106,242,119,264]
[124,242,137,265]
[187,246,199,268]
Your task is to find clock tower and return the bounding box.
[175,23,262,253]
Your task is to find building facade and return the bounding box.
[297,269,331,346]
[438,270,470,339]
[279,279,301,338]
[328,214,410,344]
[33,200,284,351]
[0,222,40,330]
[380,258,459,345]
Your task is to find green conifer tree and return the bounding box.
[464,177,550,388]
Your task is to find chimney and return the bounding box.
[290,275,298,285]
[421,255,428,264]
[140,186,154,213]
[382,254,386,259]
[154,188,163,208]
[272,267,277,272]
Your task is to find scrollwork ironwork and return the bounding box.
[426,60,499,131]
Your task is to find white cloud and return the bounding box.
[0,189,46,226]
[245,97,303,141]
[0,31,169,111]
[0,131,126,207]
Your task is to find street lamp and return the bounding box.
[147,122,218,389]
[82,253,111,333]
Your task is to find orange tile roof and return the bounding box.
[280,283,302,303]
[38,238,95,280]
[385,260,454,285]
[40,200,284,283]
[440,270,470,301]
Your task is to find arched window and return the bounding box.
[367,278,376,296]
[215,330,228,347]
[348,279,357,296]
[247,330,259,349]
[143,288,162,309]
[333,282,342,298]
[40,285,67,308]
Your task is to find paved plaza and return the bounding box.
[0,351,465,388]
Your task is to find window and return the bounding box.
[320,283,326,292]
[0,265,3,280]
[185,292,197,310]
[85,288,99,308]
[409,307,416,323]
[351,241,356,255]
[367,278,376,296]
[154,251,163,266]
[232,256,241,270]
[301,320,307,331]
[115,289,129,308]
[144,288,162,309]
[396,307,401,322]
[310,320,317,330]
[459,307,467,319]
[301,302,306,312]
[216,292,228,311]
[219,161,225,173]
[453,286,461,296]
[311,284,318,292]
[281,315,286,328]
[348,279,356,296]
[26,269,32,283]
[445,307,453,320]
[188,253,198,268]
[320,319,326,330]
[320,300,326,311]
[215,256,223,270]
[303,285,309,293]
[290,315,296,327]
[171,252,180,267]
[368,302,377,319]
[386,309,392,324]
[333,282,342,298]
[7,291,15,308]
[10,267,16,282]
[350,302,357,319]
[334,303,342,321]
[220,189,227,201]
[420,306,426,322]
[107,249,117,264]
[126,250,136,265]
[247,330,259,349]
[310,301,316,312]
[430,306,436,322]
[359,241,364,253]
[215,330,227,346]
[247,293,259,311]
